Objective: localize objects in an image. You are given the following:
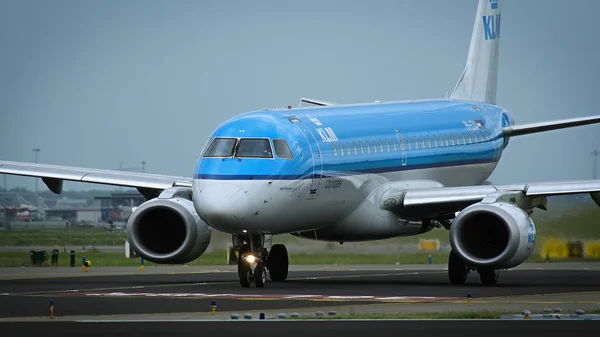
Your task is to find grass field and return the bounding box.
[0,204,598,267]
[1,248,599,267]
[0,250,449,267]
[1,203,598,248]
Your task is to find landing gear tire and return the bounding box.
[239,260,252,288]
[448,250,468,285]
[478,268,499,285]
[255,263,266,288]
[237,246,250,279]
[267,244,289,282]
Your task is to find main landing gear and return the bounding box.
[448,250,499,285]
[234,233,289,288]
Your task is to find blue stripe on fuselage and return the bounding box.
[195,99,508,180]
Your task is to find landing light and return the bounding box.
[245,255,256,263]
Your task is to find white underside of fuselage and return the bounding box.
[192,161,497,237]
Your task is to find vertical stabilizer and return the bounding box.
[450,0,501,104]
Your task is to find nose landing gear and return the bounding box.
[238,252,266,288]
[234,233,289,288]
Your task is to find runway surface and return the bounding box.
[2,320,599,337]
[1,263,600,321]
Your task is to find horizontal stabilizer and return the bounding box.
[300,97,338,106]
[503,115,600,138]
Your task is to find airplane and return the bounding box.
[2,0,600,288]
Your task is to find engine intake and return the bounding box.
[127,196,211,264]
[449,202,535,269]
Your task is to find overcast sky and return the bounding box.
[1,0,599,191]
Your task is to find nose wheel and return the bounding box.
[238,251,266,288]
[234,233,289,288]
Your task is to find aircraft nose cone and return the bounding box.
[195,183,248,229]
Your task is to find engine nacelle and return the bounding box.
[127,195,211,264]
[449,202,535,269]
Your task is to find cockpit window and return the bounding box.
[203,137,237,157]
[273,139,294,159]
[236,138,273,158]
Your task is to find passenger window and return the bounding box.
[398,137,405,151]
[420,136,425,149]
[385,139,391,152]
[203,137,237,157]
[372,140,378,153]
[442,134,448,146]
[339,143,344,156]
[413,136,419,150]
[461,133,466,145]
[480,131,486,142]
[467,133,472,144]
[346,142,351,155]
[378,139,384,152]
[365,141,371,154]
[449,134,455,146]
[426,135,432,148]
[352,142,358,155]
[273,139,294,159]
[332,143,338,156]
[236,138,273,158]
[359,141,364,154]
[406,137,411,150]
[391,138,397,151]
[453,133,460,145]
[437,134,443,147]
[472,132,479,143]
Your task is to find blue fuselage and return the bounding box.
[192,99,514,237]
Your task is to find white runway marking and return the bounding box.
[78,291,459,301]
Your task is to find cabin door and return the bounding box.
[395,129,407,166]
[288,117,323,195]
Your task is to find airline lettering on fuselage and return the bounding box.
[482,13,501,40]
[316,127,338,143]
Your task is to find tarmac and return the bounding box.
[2,320,599,337]
[1,262,600,321]
[1,263,599,336]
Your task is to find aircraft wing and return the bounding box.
[0,160,192,199]
[503,115,600,138]
[380,179,600,219]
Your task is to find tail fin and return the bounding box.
[450,0,501,105]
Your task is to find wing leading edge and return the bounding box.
[503,115,600,138]
[381,180,600,219]
[0,160,192,199]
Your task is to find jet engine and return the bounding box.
[127,192,211,264]
[449,202,536,269]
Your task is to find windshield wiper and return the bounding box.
[222,140,242,161]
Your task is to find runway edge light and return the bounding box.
[467,293,472,306]
[49,299,54,319]
[211,300,217,315]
